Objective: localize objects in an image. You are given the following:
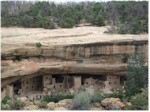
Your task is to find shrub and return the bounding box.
[60,17,75,28]
[36,42,42,48]
[21,14,35,27]
[41,18,55,29]
[43,95,74,103]
[125,54,148,97]
[111,87,126,101]
[1,103,10,110]
[128,88,148,110]
[71,91,91,110]
[38,101,48,109]
[93,15,105,26]
[118,27,127,34]
[91,90,104,103]
[1,96,10,105]
[7,98,25,110]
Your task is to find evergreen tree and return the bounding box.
[125,54,148,97]
[1,1,148,32]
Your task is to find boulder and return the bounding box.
[23,105,38,110]
[93,102,101,108]
[90,107,102,110]
[54,107,67,110]
[17,97,32,106]
[101,98,125,110]
[18,97,28,103]
[47,102,55,109]
[56,99,72,108]
[125,102,132,106]
[91,102,105,110]
[28,101,34,105]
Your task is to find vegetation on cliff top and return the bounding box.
[1,1,148,34]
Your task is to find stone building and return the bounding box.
[1,74,126,99]
[1,69,146,98]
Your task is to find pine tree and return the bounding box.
[125,54,148,97]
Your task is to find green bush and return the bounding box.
[1,103,10,110]
[91,90,103,103]
[93,15,105,26]
[118,27,128,34]
[7,98,25,110]
[38,101,48,109]
[60,17,75,28]
[71,91,91,110]
[128,88,148,110]
[1,96,10,105]
[36,42,42,48]
[111,87,126,101]
[43,95,74,103]
[41,18,55,29]
[125,54,148,97]
[1,1,148,34]
[21,14,35,27]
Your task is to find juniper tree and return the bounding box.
[125,54,148,98]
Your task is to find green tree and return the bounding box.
[125,54,148,98]
[1,1,148,33]
[128,88,148,110]
[90,2,105,26]
[21,14,34,27]
[60,17,75,28]
[41,17,55,29]
[93,14,105,26]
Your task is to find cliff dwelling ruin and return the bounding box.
[1,26,148,99]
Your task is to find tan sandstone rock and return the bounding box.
[101,98,125,110]
[23,105,38,110]
[91,102,105,110]
[17,97,28,103]
[54,107,67,110]
[54,99,72,109]
[47,102,55,110]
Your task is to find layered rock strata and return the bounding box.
[1,27,148,98]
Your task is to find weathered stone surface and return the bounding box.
[17,97,28,103]
[23,105,38,110]
[90,102,105,110]
[93,102,101,108]
[54,107,67,110]
[57,99,72,108]
[101,98,125,110]
[47,102,55,109]
[1,26,148,86]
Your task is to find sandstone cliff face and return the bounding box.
[1,27,148,83]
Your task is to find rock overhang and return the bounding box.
[1,27,148,80]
